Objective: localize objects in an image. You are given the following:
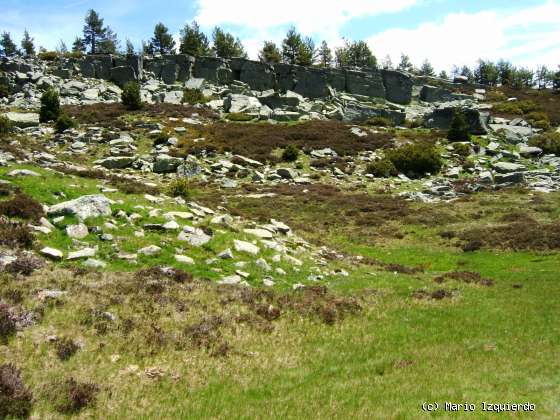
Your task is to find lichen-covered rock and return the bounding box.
[47,195,114,220]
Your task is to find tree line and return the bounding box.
[1,8,559,91]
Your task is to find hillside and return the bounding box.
[1,54,559,418]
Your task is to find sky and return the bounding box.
[1,0,559,73]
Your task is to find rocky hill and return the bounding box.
[1,54,560,417]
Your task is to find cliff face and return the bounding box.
[74,54,413,105]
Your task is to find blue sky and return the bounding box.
[1,0,559,72]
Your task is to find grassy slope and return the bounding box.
[1,163,559,417]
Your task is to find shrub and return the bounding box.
[529,132,560,155]
[0,193,45,221]
[54,113,77,133]
[121,81,143,111]
[5,255,43,276]
[447,111,471,142]
[365,116,394,127]
[0,303,16,343]
[453,142,472,157]
[282,144,299,162]
[0,115,13,136]
[366,158,397,177]
[226,112,255,122]
[524,111,550,130]
[37,51,60,61]
[55,337,79,361]
[166,178,191,199]
[492,100,541,116]
[486,90,507,102]
[386,142,443,177]
[39,88,61,123]
[54,378,99,414]
[0,222,35,249]
[0,363,33,418]
[182,88,211,104]
[153,132,169,147]
[0,82,9,98]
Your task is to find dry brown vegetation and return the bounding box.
[173,121,393,163]
[492,87,560,125]
[0,193,44,221]
[63,103,217,128]
[0,363,33,418]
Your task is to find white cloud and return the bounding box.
[367,1,560,72]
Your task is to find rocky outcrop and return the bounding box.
[381,70,413,105]
[425,107,490,134]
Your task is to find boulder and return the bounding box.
[258,92,300,109]
[381,69,413,104]
[493,162,527,173]
[3,112,39,127]
[94,156,136,169]
[153,154,184,173]
[494,172,525,184]
[345,70,385,98]
[110,66,137,87]
[234,240,260,255]
[426,107,489,134]
[80,55,113,79]
[343,103,406,125]
[292,66,330,99]
[224,94,262,113]
[193,57,232,84]
[47,195,113,220]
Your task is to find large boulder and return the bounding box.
[273,63,296,92]
[342,103,406,125]
[193,57,232,84]
[79,55,113,79]
[2,112,39,128]
[420,85,472,103]
[425,107,489,134]
[94,156,136,169]
[231,59,276,91]
[381,70,413,104]
[292,66,330,98]
[345,70,385,98]
[47,195,114,220]
[110,66,136,86]
[258,92,300,109]
[224,94,262,113]
[153,154,184,173]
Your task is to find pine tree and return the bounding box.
[97,26,118,54]
[212,27,246,59]
[447,110,471,142]
[72,37,85,53]
[497,59,513,86]
[57,40,68,54]
[0,32,18,57]
[125,39,135,56]
[397,54,413,72]
[439,70,449,80]
[297,37,315,66]
[318,41,332,68]
[282,27,303,65]
[83,9,106,54]
[346,40,376,68]
[419,59,435,76]
[382,54,393,70]
[21,30,35,57]
[179,21,210,56]
[150,23,175,55]
[258,41,281,64]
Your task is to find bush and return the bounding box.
[366,158,398,177]
[492,100,541,116]
[528,132,560,155]
[226,112,255,122]
[182,88,211,104]
[55,337,79,361]
[524,111,550,130]
[486,90,507,102]
[37,51,60,61]
[365,116,394,127]
[0,303,16,343]
[0,221,35,249]
[0,193,45,221]
[452,142,472,157]
[0,82,9,98]
[153,132,169,147]
[282,144,299,162]
[54,113,77,133]
[0,363,33,418]
[53,378,99,414]
[386,142,443,178]
[0,115,13,136]
[447,111,470,142]
[121,81,143,111]
[39,88,61,123]
[166,178,191,199]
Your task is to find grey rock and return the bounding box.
[47,195,113,220]
[3,112,40,127]
[66,223,89,239]
[493,162,527,173]
[95,156,135,169]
